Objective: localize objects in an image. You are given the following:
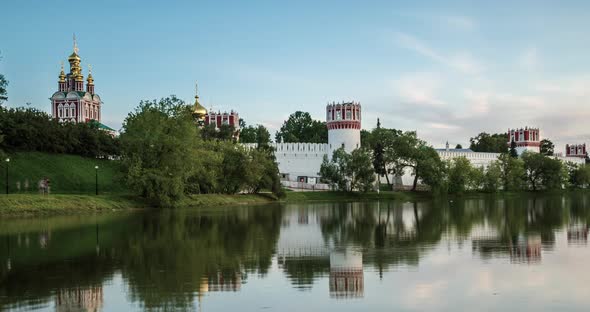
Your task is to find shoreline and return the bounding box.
[1,190,586,217]
[0,191,418,217]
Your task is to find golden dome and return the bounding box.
[192,82,207,118]
[68,52,81,61]
[86,65,94,85]
[58,62,66,83]
[193,95,207,117]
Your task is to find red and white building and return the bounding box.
[50,38,103,124]
[205,110,240,130]
[566,144,587,158]
[508,127,540,155]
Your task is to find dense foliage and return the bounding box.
[275,111,327,143]
[0,107,119,158]
[469,132,508,153]
[320,147,375,192]
[120,96,283,206]
[540,139,555,156]
[239,121,271,145]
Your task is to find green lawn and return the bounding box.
[0,152,127,194]
[0,194,143,216]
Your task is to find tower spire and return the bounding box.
[73,33,79,54]
[192,81,207,122]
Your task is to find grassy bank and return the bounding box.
[0,193,278,216]
[0,152,126,194]
[0,194,142,217]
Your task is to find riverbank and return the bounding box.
[0,191,424,217]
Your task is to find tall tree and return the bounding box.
[540,139,554,156]
[0,52,7,105]
[469,132,508,153]
[509,140,518,158]
[120,96,199,206]
[384,131,443,191]
[275,111,327,143]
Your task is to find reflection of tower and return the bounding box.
[55,286,103,312]
[329,250,363,298]
[510,234,542,264]
[567,225,589,245]
[206,271,242,292]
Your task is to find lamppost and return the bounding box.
[5,158,9,195]
[95,165,99,195]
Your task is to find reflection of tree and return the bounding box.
[0,206,283,311]
[119,207,282,311]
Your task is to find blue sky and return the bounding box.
[1,0,590,152]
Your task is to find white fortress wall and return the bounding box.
[437,151,502,168]
[554,155,585,165]
[242,143,328,182]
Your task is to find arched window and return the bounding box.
[70,104,75,118]
[65,104,70,117]
[58,104,63,118]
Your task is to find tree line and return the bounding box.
[0,107,119,158]
[119,96,284,206]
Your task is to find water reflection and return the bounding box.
[55,287,103,312]
[1,193,590,310]
[329,250,363,299]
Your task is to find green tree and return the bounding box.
[240,122,271,146]
[120,96,198,206]
[275,111,327,143]
[384,131,443,191]
[447,157,474,194]
[483,161,502,192]
[455,144,463,149]
[350,148,376,192]
[0,52,7,104]
[509,140,518,158]
[570,164,590,188]
[498,153,525,191]
[0,74,7,105]
[319,147,375,192]
[540,139,555,156]
[521,152,544,191]
[521,151,564,191]
[469,132,508,153]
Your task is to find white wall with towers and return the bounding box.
[246,101,362,183]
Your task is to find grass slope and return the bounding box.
[0,194,142,216]
[0,152,126,194]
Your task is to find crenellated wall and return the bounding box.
[437,151,502,168]
[243,143,329,181]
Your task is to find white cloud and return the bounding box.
[393,32,485,75]
[393,72,446,107]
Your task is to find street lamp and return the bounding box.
[95,165,99,195]
[5,158,9,195]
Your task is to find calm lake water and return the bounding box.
[2,193,590,311]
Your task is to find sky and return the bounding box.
[1,0,590,153]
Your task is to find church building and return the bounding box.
[50,37,115,135]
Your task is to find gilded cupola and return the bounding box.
[192,83,207,120]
